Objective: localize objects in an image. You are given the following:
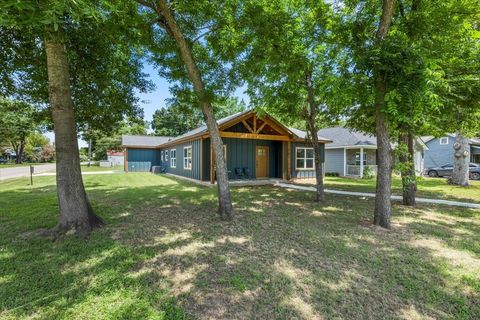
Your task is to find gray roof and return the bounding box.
[421,134,480,145]
[288,127,331,142]
[123,110,332,148]
[122,135,172,147]
[317,126,376,148]
[166,110,252,144]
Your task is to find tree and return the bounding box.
[152,97,247,136]
[152,102,203,136]
[136,0,235,219]
[89,120,148,161]
[1,1,150,236]
[0,97,38,164]
[216,0,343,202]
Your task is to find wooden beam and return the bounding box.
[242,120,254,133]
[256,122,267,134]
[210,141,214,184]
[282,142,285,180]
[218,112,253,131]
[219,131,290,141]
[253,113,257,133]
[124,148,128,172]
[287,141,291,180]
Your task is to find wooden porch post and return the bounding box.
[124,148,128,173]
[360,147,364,178]
[287,141,291,180]
[210,140,215,184]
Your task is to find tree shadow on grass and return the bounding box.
[1,174,479,319]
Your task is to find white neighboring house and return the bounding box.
[318,126,428,178]
[106,151,124,166]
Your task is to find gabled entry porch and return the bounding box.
[204,112,295,183]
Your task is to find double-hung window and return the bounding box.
[161,150,164,162]
[355,152,367,166]
[183,146,192,170]
[170,149,176,168]
[440,137,449,145]
[296,147,314,170]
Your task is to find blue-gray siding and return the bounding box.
[159,139,202,180]
[424,137,455,168]
[325,148,345,175]
[127,148,160,172]
[202,138,283,180]
[127,138,326,181]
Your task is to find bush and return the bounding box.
[362,166,375,179]
[325,172,339,177]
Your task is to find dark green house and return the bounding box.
[122,110,331,183]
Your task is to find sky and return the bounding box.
[45,62,250,148]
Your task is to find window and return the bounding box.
[355,152,367,166]
[170,149,176,168]
[296,147,314,170]
[440,137,449,145]
[183,146,192,170]
[161,150,164,161]
[165,149,169,161]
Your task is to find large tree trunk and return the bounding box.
[399,132,416,206]
[16,140,25,164]
[45,32,105,237]
[373,0,395,229]
[450,132,470,186]
[305,73,324,202]
[157,0,234,219]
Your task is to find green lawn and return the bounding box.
[321,176,480,203]
[80,165,124,172]
[1,174,479,319]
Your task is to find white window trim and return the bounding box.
[161,150,164,161]
[295,147,315,170]
[183,146,192,170]
[355,151,367,166]
[440,137,449,145]
[170,149,176,168]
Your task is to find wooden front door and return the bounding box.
[256,146,269,178]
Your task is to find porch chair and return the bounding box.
[234,167,244,179]
[243,167,251,179]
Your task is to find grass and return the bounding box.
[79,165,124,172]
[1,173,479,319]
[318,176,480,203]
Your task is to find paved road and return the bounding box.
[0,164,56,181]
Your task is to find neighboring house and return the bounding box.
[122,110,331,183]
[318,126,428,177]
[106,151,125,166]
[422,135,480,168]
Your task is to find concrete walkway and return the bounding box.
[0,164,56,181]
[275,182,480,209]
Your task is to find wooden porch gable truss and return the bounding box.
[215,112,294,142]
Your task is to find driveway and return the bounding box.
[0,163,56,181]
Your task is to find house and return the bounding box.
[422,135,480,168]
[318,126,428,177]
[122,110,331,183]
[106,150,125,166]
